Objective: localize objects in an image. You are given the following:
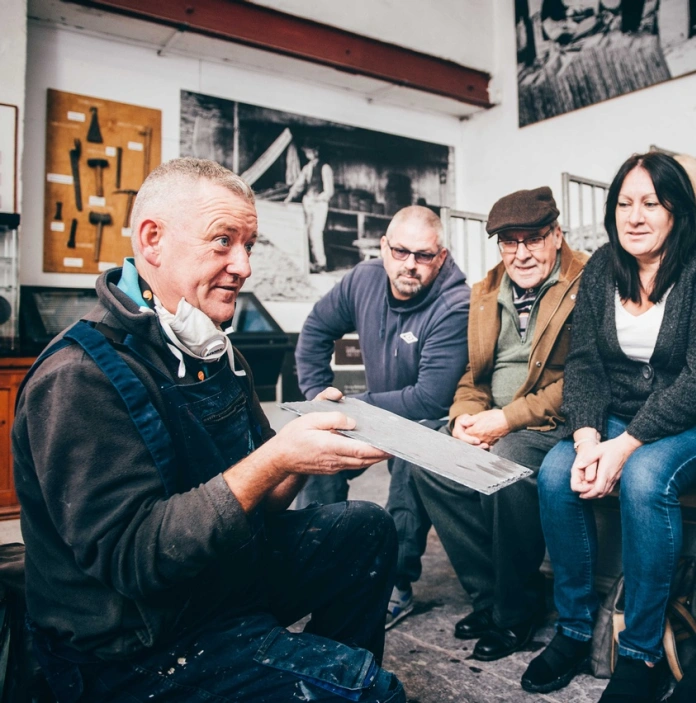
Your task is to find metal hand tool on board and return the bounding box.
[114,189,138,228]
[69,139,83,211]
[89,211,112,261]
[87,106,103,143]
[87,159,109,198]
[67,219,78,248]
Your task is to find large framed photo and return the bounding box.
[180,91,454,302]
[516,0,696,126]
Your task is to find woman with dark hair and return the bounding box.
[520,152,696,703]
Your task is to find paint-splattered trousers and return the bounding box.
[33,501,405,702]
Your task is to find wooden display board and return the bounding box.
[43,89,161,274]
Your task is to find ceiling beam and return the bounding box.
[64,0,493,108]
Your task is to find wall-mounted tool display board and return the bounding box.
[43,89,161,274]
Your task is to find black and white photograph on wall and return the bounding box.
[180,90,454,302]
[516,0,696,127]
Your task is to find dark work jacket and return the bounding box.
[12,268,274,660]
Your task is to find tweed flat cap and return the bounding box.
[486,186,560,236]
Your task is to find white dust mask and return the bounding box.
[154,296,245,378]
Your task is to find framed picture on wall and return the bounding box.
[516,0,696,126]
[180,90,455,303]
[0,103,18,213]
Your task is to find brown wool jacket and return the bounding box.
[449,240,588,432]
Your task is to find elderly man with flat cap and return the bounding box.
[408,186,588,661]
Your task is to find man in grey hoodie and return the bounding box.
[295,205,471,627]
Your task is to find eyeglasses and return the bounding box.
[497,227,553,254]
[386,238,441,265]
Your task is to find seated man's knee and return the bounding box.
[488,433,520,462]
[348,500,398,545]
[410,463,454,498]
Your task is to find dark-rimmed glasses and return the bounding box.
[497,227,553,255]
[386,238,441,265]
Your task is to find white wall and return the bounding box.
[23,23,464,329]
[458,0,696,221]
[25,3,696,329]
[0,0,27,214]
[248,0,495,72]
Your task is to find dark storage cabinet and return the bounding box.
[230,293,291,402]
[0,288,291,520]
[20,287,291,402]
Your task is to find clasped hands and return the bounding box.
[451,409,510,450]
[570,430,642,500]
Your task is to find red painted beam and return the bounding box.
[65,0,492,108]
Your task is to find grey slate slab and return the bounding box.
[281,398,532,494]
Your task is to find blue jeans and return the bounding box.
[538,415,696,663]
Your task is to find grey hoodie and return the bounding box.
[295,256,471,421]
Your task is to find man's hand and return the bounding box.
[270,410,390,476]
[451,410,510,449]
[224,405,389,512]
[571,432,642,500]
[452,413,489,448]
[314,386,344,402]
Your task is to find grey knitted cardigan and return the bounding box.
[562,243,696,443]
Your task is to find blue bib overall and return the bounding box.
[22,321,402,703]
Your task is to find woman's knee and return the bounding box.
[537,441,575,498]
[621,433,696,508]
[620,454,674,508]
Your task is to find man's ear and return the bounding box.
[380,235,389,257]
[553,225,564,249]
[137,219,163,266]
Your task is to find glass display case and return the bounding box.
[0,213,20,354]
[20,287,290,401]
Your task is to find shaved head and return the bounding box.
[385,206,444,248]
[380,205,447,300]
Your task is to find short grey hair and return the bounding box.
[386,205,445,248]
[130,158,255,251]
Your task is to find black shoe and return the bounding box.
[471,619,537,662]
[664,662,696,702]
[454,608,494,640]
[521,632,590,693]
[598,655,667,703]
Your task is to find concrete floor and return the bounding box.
[0,402,613,702]
[338,464,607,703]
[269,403,611,703]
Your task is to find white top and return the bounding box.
[614,287,671,364]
